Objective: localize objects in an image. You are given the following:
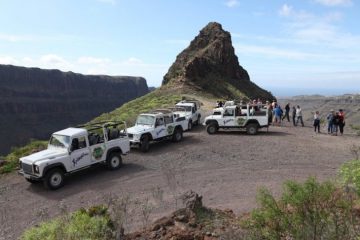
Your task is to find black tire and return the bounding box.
[26,178,40,184]
[172,127,183,142]
[188,120,193,131]
[43,168,65,190]
[107,152,122,170]
[140,135,150,152]
[246,123,258,135]
[206,123,218,134]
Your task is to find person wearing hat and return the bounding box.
[326,110,334,134]
[338,109,345,135]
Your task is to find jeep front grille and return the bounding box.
[22,163,33,174]
[128,134,133,139]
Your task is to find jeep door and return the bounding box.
[69,136,91,170]
[223,108,235,126]
[235,106,248,127]
[154,117,167,138]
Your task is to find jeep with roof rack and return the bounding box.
[175,100,201,130]
[18,121,130,190]
[126,109,188,152]
[203,102,269,135]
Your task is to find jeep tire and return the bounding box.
[172,127,183,142]
[107,152,122,170]
[43,168,65,190]
[246,123,258,135]
[140,135,150,152]
[206,123,218,134]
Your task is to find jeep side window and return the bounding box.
[192,107,196,114]
[155,118,164,127]
[164,116,173,124]
[71,137,87,151]
[223,109,234,117]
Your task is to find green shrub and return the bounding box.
[339,159,360,195]
[21,205,113,240]
[0,140,47,174]
[243,177,359,240]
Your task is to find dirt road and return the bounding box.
[0,121,358,239]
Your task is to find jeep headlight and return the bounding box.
[33,165,40,173]
[133,134,141,141]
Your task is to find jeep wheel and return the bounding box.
[140,135,150,152]
[172,128,183,142]
[188,120,192,131]
[107,152,122,170]
[43,168,65,190]
[206,123,218,134]
[246,123,258,135]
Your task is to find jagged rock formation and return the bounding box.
[163,22,274,100]
[0,64,149,155]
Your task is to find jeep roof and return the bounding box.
[53,127,87,137]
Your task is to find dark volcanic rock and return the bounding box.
[162,22,274,100]
[0,64,148,155]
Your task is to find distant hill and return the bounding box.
[0,64,149,155]
[162,22,275,101]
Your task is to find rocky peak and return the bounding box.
[162,22,274,100]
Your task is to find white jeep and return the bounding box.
[175,100,201,130]
[203,103,269,135]
[18,121,130,190]
[127,109,188,152]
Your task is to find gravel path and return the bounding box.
[0,120,358,239]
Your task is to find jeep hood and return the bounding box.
[20,148,67,164]
[127,125,153,134]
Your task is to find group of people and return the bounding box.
[267,101,304,127]
[323,109,346,135]
[215,99,346,135]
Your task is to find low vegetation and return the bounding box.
[243,177,360,240]
[91,89,182,126]
[0,140,47,174]
[21,205,113,240]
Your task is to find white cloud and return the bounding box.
[314,0,352,6]
[96,0,116,5]
[225,0,239,8]
[279,4,293,16]
[0,56,18,65]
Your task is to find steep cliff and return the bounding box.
[162,22,274,100]
[0,64,148,154]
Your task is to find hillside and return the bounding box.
[0,64,149,155]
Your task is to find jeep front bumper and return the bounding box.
[18,170,42,180]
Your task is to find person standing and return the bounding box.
[273,105,282,126]
[296,105,304,127]
[313,111,321,133]
[327,110,334,134]
[332,111,340,136]
[338,109,345,135]
[292,106,296,126]
[282,103,290,122]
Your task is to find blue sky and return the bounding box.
[0,0,359,96]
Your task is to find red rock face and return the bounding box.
[0,64,149,154]
[162,22,274,101]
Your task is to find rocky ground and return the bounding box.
[0,115,358,239]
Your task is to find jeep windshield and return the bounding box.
[136,115,155,126]
[49,134,71,148]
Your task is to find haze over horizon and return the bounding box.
[1,0,359,97]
